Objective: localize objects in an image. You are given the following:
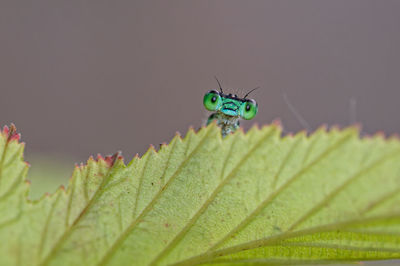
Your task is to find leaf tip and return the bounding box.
[289,129,308,139]
[2,123,21,142]
[187,126,197,134]
[361,130,388,141]
[158,142,170,152]
[309,124,328,136]
[270,118,283,129]
[97,152,123,167]
[388,132,400,142]
[329,124,359,135]
[250,122,261,131]
[349,122,363,131]
[373,130,386,139]
[147,145,158,155]
[329,124,344,132]
[174,131,182,138]
[96,154,105,161]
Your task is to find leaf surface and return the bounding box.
[1,123,400,266]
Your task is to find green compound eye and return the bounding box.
[240,99,258,120]
[203,90,222,111]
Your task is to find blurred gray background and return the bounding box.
[1,1,400,188]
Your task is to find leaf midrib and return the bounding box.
[171,213,400,266]
[173,143,400,265]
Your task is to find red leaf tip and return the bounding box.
[2,123,20,142]
[97,152,122,167]
[2,125,9,135]
[96,154,105,161]
[271,119,283,128]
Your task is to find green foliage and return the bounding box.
[1,123,400,266]
[27,154,72,199]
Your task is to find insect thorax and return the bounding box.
[207,112,240,137]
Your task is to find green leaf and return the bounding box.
[1,123,400,266]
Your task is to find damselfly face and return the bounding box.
[203,90,258,120]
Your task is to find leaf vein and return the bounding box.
[97,127,214,266]
[271,135,303,189]
[208,131,353,252]
[150,130,275,265]
[38,192,63,259]
[171,213,400,266]
[361,182,400,215]
[65,170,77,228]
[158,138,178,187]
[288,148,400,231]
[39,160,116,266]
[0,167,27,202]
[131,154,151,219]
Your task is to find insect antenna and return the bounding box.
[214,76,224,93]
[243,86,260,99]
